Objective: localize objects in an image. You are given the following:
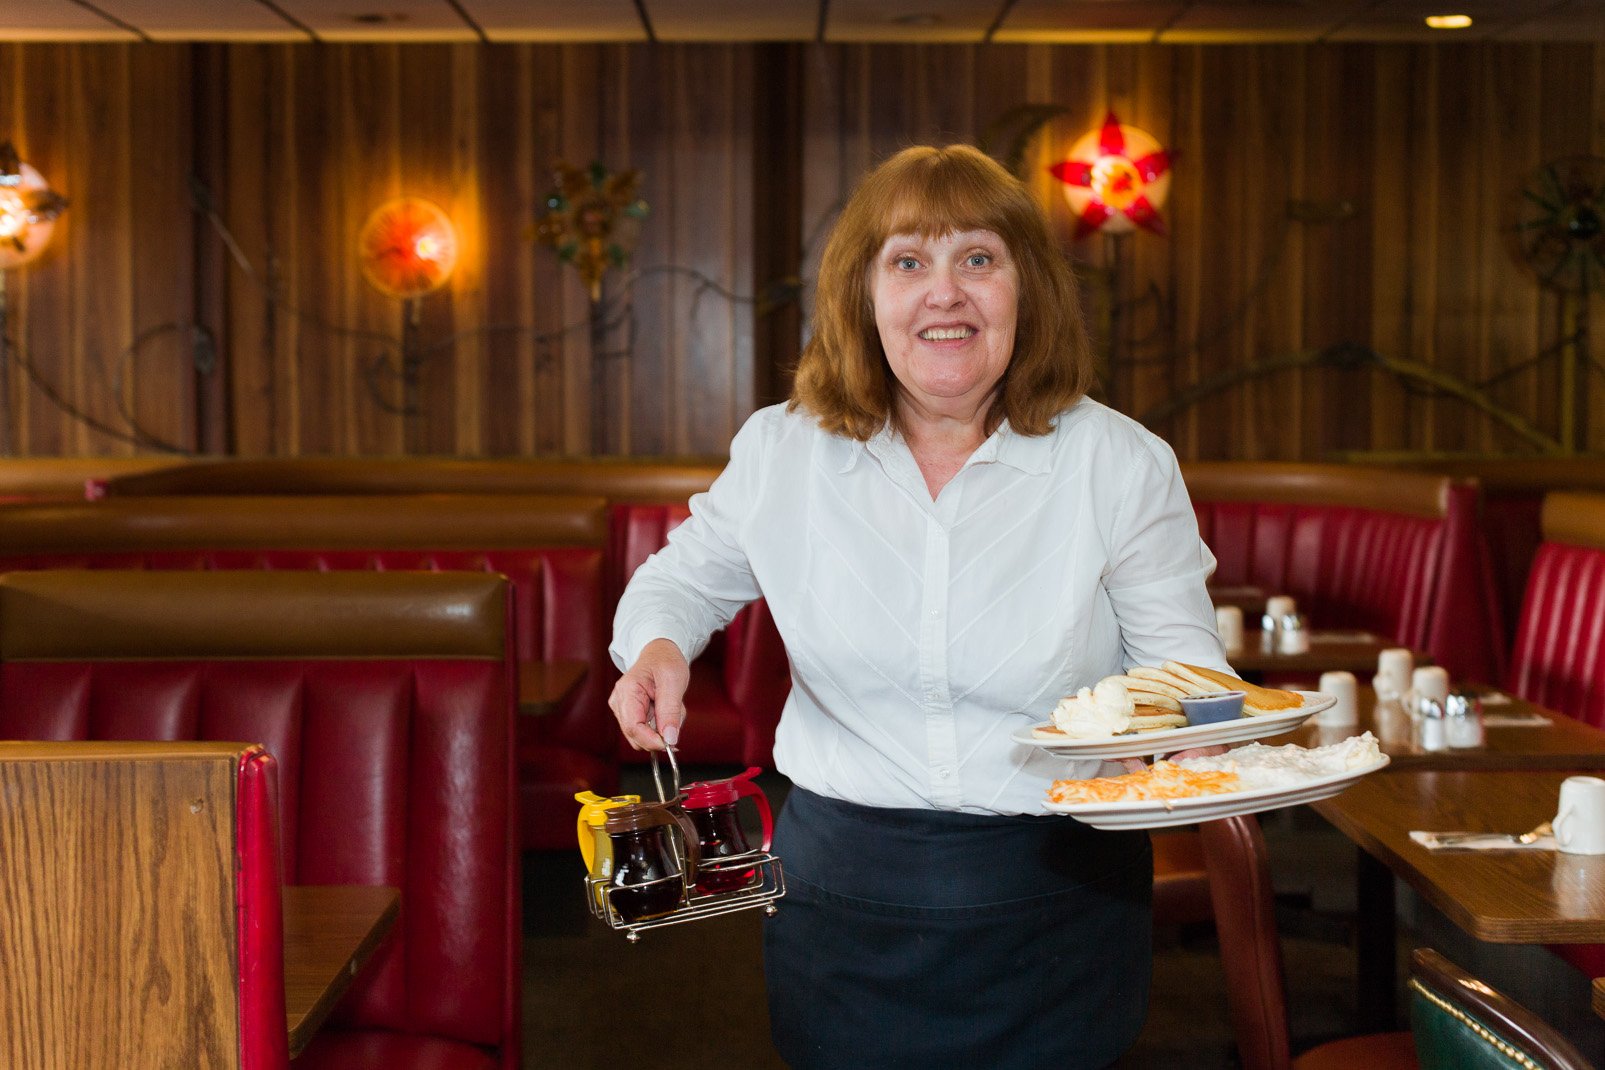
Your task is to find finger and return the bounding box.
[608,676,662,752]
[650,678,687,748]
[1164,744,1230,763]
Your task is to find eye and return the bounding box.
[966,252,992,268]
[894,255,921,271]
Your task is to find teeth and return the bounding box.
[920,327,974,341]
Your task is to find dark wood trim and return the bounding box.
[752,42,804,409]
[190,44,231,454]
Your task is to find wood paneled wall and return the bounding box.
[802,42,1605,460]
[0,41,1600,461]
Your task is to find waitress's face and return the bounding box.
[870,227,1019,421]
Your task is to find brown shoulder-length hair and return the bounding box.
[790,144,1095,441]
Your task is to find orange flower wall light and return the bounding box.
[1049,112,1172,240]
[357,197,459,299]
[0,142,67,269]
[532,161,648,302]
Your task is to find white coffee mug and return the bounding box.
[1265,595,1297,622]
[1375,648,1414,700]
[1405,664,1457,715]
[1410,665,1450,706]
[1317,671,1358,726]
[1553,776,1605,855]
[1215,606,1245,654]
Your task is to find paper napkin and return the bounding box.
[1410,830,1557,852]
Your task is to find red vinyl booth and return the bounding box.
[1509,491,1605,729]
[0,493,610,852]
[0,570,520,1069]
[98,456,794,769]
[606,501,789,767]
[1506,492,1605,980]
[1155,463,1504,930]
[1182,462,1503,684]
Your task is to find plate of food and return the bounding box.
[1011,661,1332,761]
[1042,734,1390,829]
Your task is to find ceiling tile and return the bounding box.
[645,0,816,40]
[825,0,998,42]
[999,0,1184,41]
[1160,2,1374,42]
[0,0,142,39]
[278,0,478,40]
[472,0,646,41]
[88,0,299,39]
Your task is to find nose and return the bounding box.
[923,263,965,309]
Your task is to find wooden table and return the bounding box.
[284,884,400,1056]
[1227,631,1410,677]
[518,658,589,717]
[1314,769,1605,1030]
[1594,977,1605,1020]
[1315,770,1605,944]
[1287,687,1605,770]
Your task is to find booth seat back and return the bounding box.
[99,455,728,503]
[0,494,612,764]
[0,571,518,1069]
[1510,492,1605,730]
[1181,463,1502,683]
[0,456,180,503]
[609,502,790,767]
[99,457,791,767]
[1398,458,1605,635]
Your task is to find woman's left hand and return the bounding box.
[1116,744,1228,774]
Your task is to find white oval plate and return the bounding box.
[1043,753,1390,830]
[1010,691,1334,761]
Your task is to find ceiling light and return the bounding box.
[1424,14,1473,29]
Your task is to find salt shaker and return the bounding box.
[1417,697,1447,752]
[1444,691,1485,749]
[1262,595,1295,653]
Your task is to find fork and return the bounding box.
[1430,821,1552,848]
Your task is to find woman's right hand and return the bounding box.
[609,638,691,752]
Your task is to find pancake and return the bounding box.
[1161,661,1304,715]
[1124,666,1198,697]
[1129,705,1188,731]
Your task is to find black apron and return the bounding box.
[764,787,1153,1070]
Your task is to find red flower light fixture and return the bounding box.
[0,142,67,269]
[357,197,459,300]
[1049,112,1172,240]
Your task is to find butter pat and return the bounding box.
[1051,679,1134,739]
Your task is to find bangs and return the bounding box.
[866,150,1022,247]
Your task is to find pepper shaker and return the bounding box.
[1444,691,1485,749]
[1418,697,1447,752]
[1277,612,1310,655]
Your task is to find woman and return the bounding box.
[609,144,1228,1069]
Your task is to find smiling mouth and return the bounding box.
[919,326,975,341]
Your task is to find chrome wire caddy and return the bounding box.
[585,744,785,943]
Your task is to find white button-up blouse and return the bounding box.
[611,397,1229,815]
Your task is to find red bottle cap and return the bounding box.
[681,766,762,808]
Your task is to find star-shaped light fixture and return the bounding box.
[1049,112,1172,240]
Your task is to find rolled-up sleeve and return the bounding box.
[1103,438,1231,675]
[610,413,769,670]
